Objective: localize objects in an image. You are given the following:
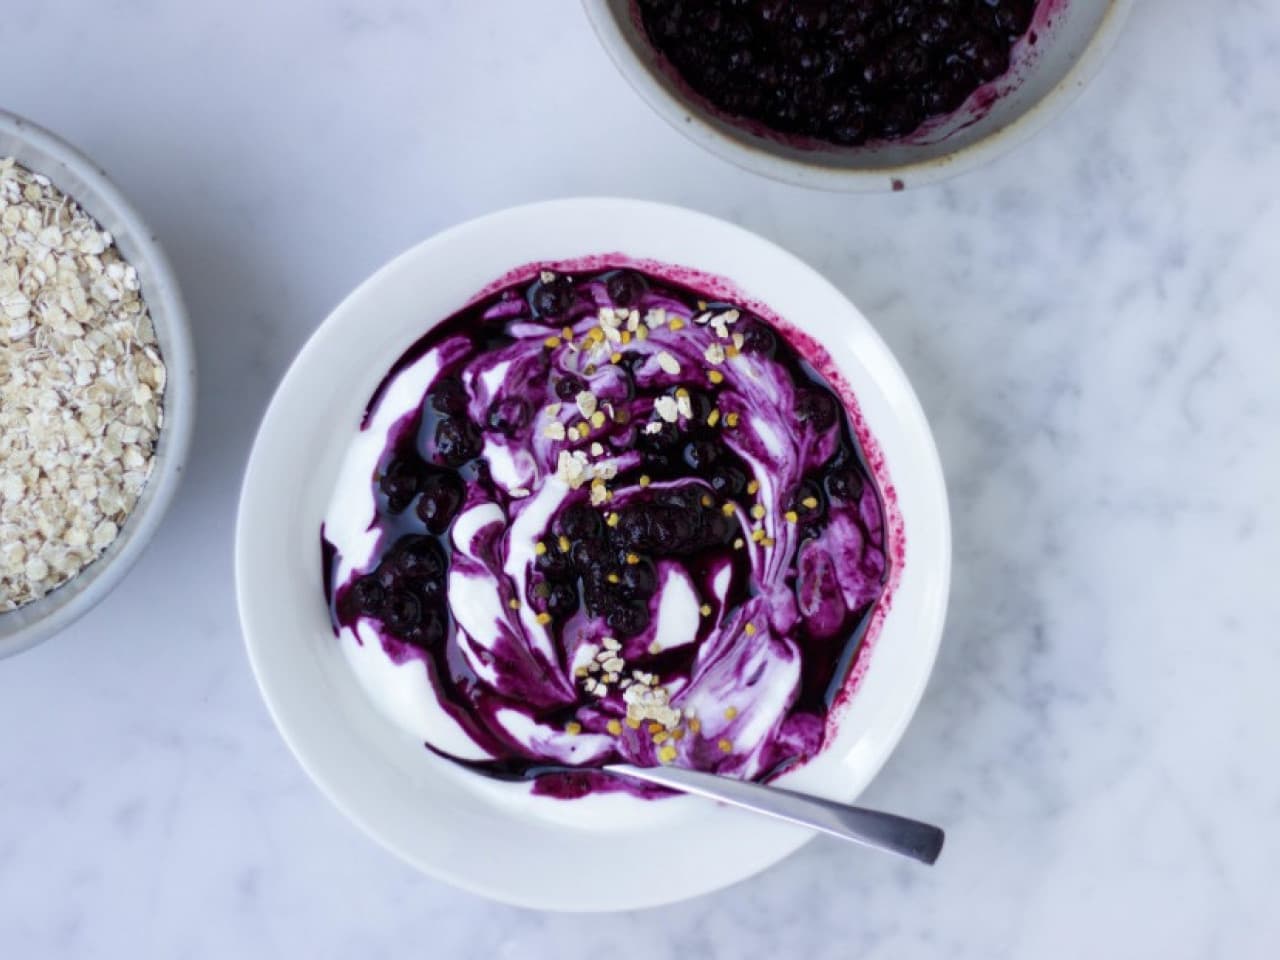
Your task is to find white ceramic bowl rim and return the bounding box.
[236,198,950,910]
[582,0,1135,192]
[0,109,195,659]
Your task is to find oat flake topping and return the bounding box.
[0,158,165,611]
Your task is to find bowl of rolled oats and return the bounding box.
[0,109,194,658]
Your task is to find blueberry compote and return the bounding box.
[635,0,1040,145]
[322,263,892,798]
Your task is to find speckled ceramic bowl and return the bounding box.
[0,109,195,659]
[583,0,1134,192]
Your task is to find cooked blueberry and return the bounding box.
[683,439,720,471]
[378,458,420,512]
[571,538,609,572]
[795,389,838,430]
[791,480,825,517]
[382,589,422,633]
[487,397,530,437]
[554,375,586,401]
[620,559,657,597]
[545,582,580,619]
[559,503,602,540]
[616,509,653,550]
[391,536,446,581]
[606,600,651,637]
[416,471,464,532]
[827,465,866,502]
[740,322,777,356]
[533,276,575,317]
[709,465,748,498]
[429,377,468,415]
[605,270,645,307]
[535,546,573,580]
[434,418,481,465]
[347,577,384,616]
[401,608,445,649]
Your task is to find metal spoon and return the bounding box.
[450,754,944,864]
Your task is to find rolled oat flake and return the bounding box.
[0,157,165,611]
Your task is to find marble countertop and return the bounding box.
[3,1,1278,956]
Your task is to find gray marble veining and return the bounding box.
[1,0,1277,957]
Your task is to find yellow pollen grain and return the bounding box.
[638,475,651,487]
[574,666,588,678]
[744,622,756,636]
[718,738,733,753]
[762,536,776,548]
[671,727,685,741]
[508,598,521,610]
[668,317,686,332]
[565,721,582,736]
[561,326,574,340]
[577,420,591,436]
[724,706,738,720]
[708,370,724,384]
[606,512,620,527]
[707,409,721,427]
[721,502,736,516]
[675,387,689,399]
[610,351,623,364]
[587,327,605,343]
[648,722,664,734]
[590,410,606,429]
[626,553,640,565]
[784,510,799,524]
[636,325,649,340]
[733,537,745,550]
[697,300,707,310]
[689,718,702,734]
[620,330,632,345]
[558,535,571,553]
[607,572,620,584]
[802,496,819,509]
[700,603,712,617]
[536,612,552,625]
[750,504,766,520]
[747,480,759,495]
[700,494,713,508]
[652,731,669,745]
[544,336,561,349]
[726,345,740,359]
[659,745,678,764]
[725,412,740,428]
[535,541,548,555]
[626,716,642,730]
[606,719,623,736]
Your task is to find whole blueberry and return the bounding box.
[416,471,464,533]
[347,577,384,617]
[606,270,646,307]
[546,582,581,619]
[391,536,447,581]
[827,465,865,502]
[532,275,576,317]
[559,503,603,541]
[434,418,481,466]
[606,600,651,638]
[378,457,420,513]
[382,589,422,633]
[487,397,530,437]
[795,389,839,431]
[429,377,469,416]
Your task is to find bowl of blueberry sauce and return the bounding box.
[583,0,1133,190]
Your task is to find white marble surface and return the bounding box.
[2,0,1278,955]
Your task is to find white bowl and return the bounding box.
[236,198,950,909]
[583,0,1134,191]
[0,110,195,659]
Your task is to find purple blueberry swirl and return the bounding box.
[322,259,899,798]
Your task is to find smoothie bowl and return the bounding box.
[236,199,949,909]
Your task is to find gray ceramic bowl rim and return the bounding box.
[0,109,195,659]
[582,0,1136,192]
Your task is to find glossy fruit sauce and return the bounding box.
[322,261,896,798]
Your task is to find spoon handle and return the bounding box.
[605,764,944,865]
